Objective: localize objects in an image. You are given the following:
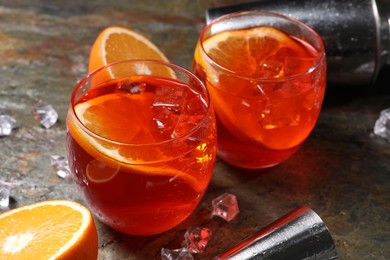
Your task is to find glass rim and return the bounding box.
[199,10,326,83]
[69,59,212,147]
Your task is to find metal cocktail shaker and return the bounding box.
[215,206,338,260]
[206,0,390,89]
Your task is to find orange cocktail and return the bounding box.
[67,60,216,235]
[193,11,326,169]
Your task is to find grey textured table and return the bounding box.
[1,1,389,259]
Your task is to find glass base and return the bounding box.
[217,143,300,169]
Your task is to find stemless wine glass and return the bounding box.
[67,60,216,235]
[193,11,326,169]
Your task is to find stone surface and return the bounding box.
[0,1,390,259]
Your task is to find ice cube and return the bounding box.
[285,56,318,76]
[0,113,17,136]
[184,227,212,254]
[50,155,71,179]
[0,182,10,209]
[259,60,285,78]
[152,107,180,135]
[259,98,300,129]
[212,193,239,222]
[171,113,199,138]
[184,93,207,115]
[374,108,390,141]
[32,101,58,129]
[161,247,194,260]
[171,93,206,138]
[116,80,146,94]
[153,85,185,110]
[151,85,186,137]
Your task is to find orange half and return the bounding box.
[0,200,98,260]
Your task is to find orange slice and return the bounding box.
[88,26,172,83]
[0,200,98,260]
[68,93,203,192]
[196,26,316,150]
[89,26,169,72]
[86,159,120,183]
[200,26,310,79]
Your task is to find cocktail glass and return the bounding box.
[67,60,217,235]
[193,11,326,169]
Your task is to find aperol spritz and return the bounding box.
[67,60,216,235]
[193,11,326,169]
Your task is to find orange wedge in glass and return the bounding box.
[199,26,310,78]
[0,200,98,260]
[68,91,203,192]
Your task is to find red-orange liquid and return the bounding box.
[67,76,216,235]
[193,27,326,168]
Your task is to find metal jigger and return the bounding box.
[215,206,338,260]
[206,0,390,89]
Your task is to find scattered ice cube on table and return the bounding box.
[184,227,212,254]
[161,247,194,260]
[212,193,240,222]
[0,113,17,136]
[374,108,390,142]
[32,101,58,129]
[50,155,71,179]
[0,182,10,209]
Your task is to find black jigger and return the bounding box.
[206,0,390,88]
[215,206,338,260]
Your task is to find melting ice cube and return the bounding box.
[212,193,240,222]
[33,101,58,129]
[0,113,17,136]
[0,182,10,209]
[374,108,390,142]
[50,155,71,179]
[161,247,194,260]
[184,227,212,254]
